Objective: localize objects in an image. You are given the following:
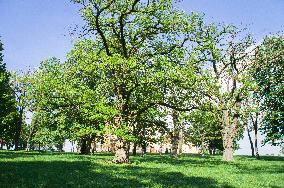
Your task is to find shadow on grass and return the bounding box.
[0,156,223,187]
[1,151,282,187]
[0,150,69,158]
[133,154,225,167]
[258,156,284,162]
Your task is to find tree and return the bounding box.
[70,0,221,163]
[241,95,262,159]
[10,72,32,150]
[200,27,255,161]
[185,109,223,155]
[0,39,18,149]
[253,36,284,145]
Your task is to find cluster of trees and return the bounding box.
[0,0,283,163]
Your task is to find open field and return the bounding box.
[0,151,283,188]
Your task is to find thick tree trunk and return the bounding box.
[222,110,235,161]
[223,147,233,161]
[113,139,129,163]
[178,129,183,155]
[171,135,178,157]
[80,137,91,155]
[246,123,255,157]
[171,110,179,158]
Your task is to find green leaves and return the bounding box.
[0,40,18,144]
[253,36,284,145]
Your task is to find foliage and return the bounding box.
[197,26,256,160]
[0,40,18,147]
[10,71,34,149]
[253,36,284,145]
[26,0,232,160]
[185,109,223,154]
[67,0,242,162]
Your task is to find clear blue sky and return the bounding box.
[0,0,283,71]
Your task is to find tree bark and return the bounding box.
[141,141,147,157]
[171,135,178,158]
[113,139,129,163]
[26,114,36,151]
[171,110,179,158]
[246,123,255,157]
[178,129,183,155]
[254,129,260,159]
[223,146,233,161]
[14,110,23,150]
[132,142,137,156]
[253,117,260,159]
[222,110,235,161]
[80,137,91,155]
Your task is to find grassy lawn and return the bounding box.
[0,150,283,188]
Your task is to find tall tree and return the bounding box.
[241,95,262,159]
[253,36,284,145]
[10,72,32,150]
[70,0,219,163]
[201,27,255,161]
[0,40,18,149]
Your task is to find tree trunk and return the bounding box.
[251,113,260,159]
[178,129,183,155]
[26,116,36,151]
[222,110,235,161]
[171,135,178,158]
[0,140,3,150]
[246,123,255,157]
[132,142,137,156]
[141,141,147,157]
[212,148,216,155]
[254,129,260,159]
[140,127,147,157]
[223,146,233,161]
[209,148,213,155]
[113,139,129,163]
[254,121,260,159]
[14,111,23,151]
[200,132,206,155]
[171,110,179,158]
[91,138,97,154]
[56,143,63,152]
[80,137,91,155]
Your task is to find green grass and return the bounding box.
[0,150,283,188]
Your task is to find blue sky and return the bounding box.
[1,0,283,71]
